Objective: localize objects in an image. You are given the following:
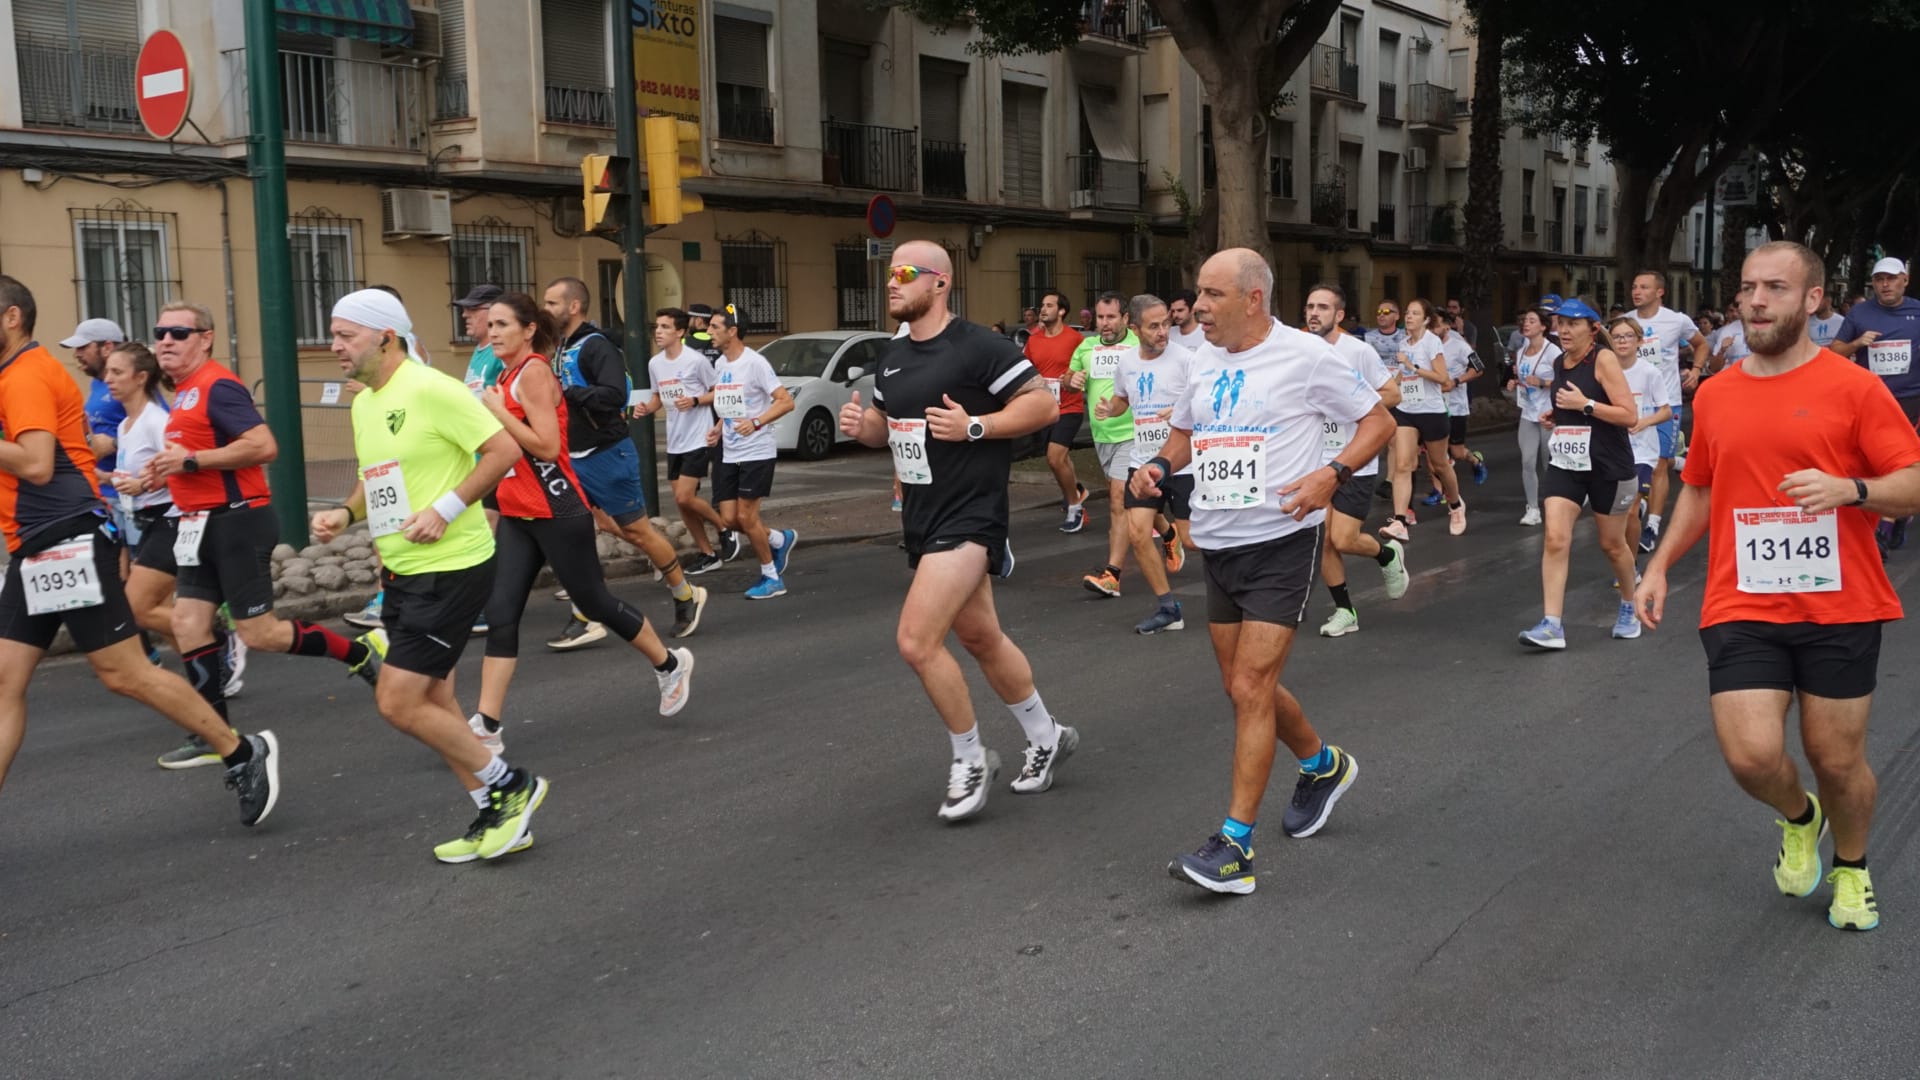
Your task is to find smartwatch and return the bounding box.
[966,417,986,441]
[1330,461,1353,484]
[182,454,201,474]
[1581,402,1595,418]
[1853,478,1869,507]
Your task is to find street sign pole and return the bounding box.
[613,13,659,517]
[244,0,308,545]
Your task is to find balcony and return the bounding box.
[546,82,614,127]
[922,139,968,198]
[1310,44,1359,99]
[434,77,468,121]
[1545,134,1569,159]
[1407,83,1458,132]
[1408,203,1458,246]
[1378,81,1399,122]
[822,120,917,192]
[1077,0,1147,55]
[16,34,141,134]
[224,49,427,153]
[1545,218,1565,254]
[1068,153,1142,211]
[718,101,776,144]
[1374,206,1396,241]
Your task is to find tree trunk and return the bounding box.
[1208,92,1269,264]
[1613,162,1657,287]
[1459,7,1504,333]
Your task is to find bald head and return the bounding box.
[1194,247,1275,353]
[894,240,951,276]
[887,238,953,329]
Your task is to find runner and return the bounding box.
[836,240,1071,822]
[1381,299,1463,540]
[1507,309,1560,526]
[471,292,695,753]
[60,318,127,543]
[1167,289,1206,352]
[1021,289,1088,532]
[308,289,549,862]
[635,307,731,575]
[1607,317,1676,560]
[1301,284,1409,638]
[1102,293,1193,634]
[1363,299,1407,370]
[1809,291,1845,349]
[1073,293,1140,597]
[0,274,278,824]
[703,305,796,599]
[1629,270,1711,554]
[1517,299,1643,649]
[1434,320,1487,497]
[1832,257,1920,554]
[1636,241,1920,932]
[1132,248,1391,894]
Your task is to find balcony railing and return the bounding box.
[17,34,141,134]
[1408,203,1458,245]
[1545,218,1565,253]
[1378,81,1398,121]
[1310,44,1360,98]
[922,139,968,198]
[718,101,775,144]
[546,82,613,126]
[1079,0,1145,49]
[224,49,427,152]
[822,120,917,192]
[1407,83,1458,130]
[1374,206,1396,240]
[434,77,468,121]
[1545,134,1569,158]
[1068,153,1143,211]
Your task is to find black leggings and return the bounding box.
[485,513,647,658]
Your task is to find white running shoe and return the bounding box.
[657,647,695,717]
[1011,725,1079,793]
[1318,608,1360,637]
[468,712,504,755]
[1380,538,1409,600]
[938,750,1001,822]
[1519,506,1542,527]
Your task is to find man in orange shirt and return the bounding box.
[1637,242,1920,932]
[0,275,280,826]
[1022,289,1088,531]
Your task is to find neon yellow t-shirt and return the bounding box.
[349,360,502,575]
[1069,330,1138,443]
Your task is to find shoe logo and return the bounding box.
[882,367,901,376]
[386,408,407,434]
[1219,862,1240,875]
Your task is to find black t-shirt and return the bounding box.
[1549,345,1634,481]
[874,318,1036,551]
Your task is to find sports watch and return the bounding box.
[1329,461,1353,484]
[182,455,201,474]
[1853,478,1869,506]
[1582,402,1595,417]
[966,417,986,441]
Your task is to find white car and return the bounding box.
[761,330,893,459]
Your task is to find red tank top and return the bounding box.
[163,360,272,512]
[494,355,589,519]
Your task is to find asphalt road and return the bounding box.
[6,435,1919,1080]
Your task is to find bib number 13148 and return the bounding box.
[1734,507,1841,593]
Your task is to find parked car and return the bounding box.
[758,330,892,460]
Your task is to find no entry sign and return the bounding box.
[135,31,193,140]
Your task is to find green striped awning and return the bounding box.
[276,0,415,46]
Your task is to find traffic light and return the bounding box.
[643,115,705,226]
[582,153,629,236]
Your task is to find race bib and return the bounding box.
[1044,377,1062,403]
[1193,432,1267,510]
[174,511,209,567]
[1636,341,1663,367]
[1399,370,1435,409]
[1868,340,1912,377]
[22,538,103,615]
[465,376,487,399]
[1548,425,1592,472]
[1087,349,1122,382]
[1322,418,1349,455]
[888,418,931,485]
[362,459,411,539]
[658,378,687,405]
[713,385,748,419]
[1132,414,1171,465]
[1734,507,1840,593]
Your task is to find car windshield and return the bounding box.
[759,338,842,378]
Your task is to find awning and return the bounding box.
[276,0,415,47]
[1079,87,1136,163]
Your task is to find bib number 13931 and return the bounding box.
[22,538,104,615]
[1734,507,1841,593]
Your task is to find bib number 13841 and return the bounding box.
[1193,433,1266,509]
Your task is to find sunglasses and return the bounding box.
[152,325,208,341]
[1377,307,1397,315]
[888,265,946,285]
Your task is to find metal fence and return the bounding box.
[224,49,427,152]
[718,101,776,143]
[254,378,362,506]
[822,120,918,192]
[1069,153,1143,210]
[545,82,614,127]
[923,140,968,197]
[16,34,142,134]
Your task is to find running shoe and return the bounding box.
[225,730,280,827]
[468,712,504,756]
[476,771,548,860]
[1060,484,1088,533]
[657,647,695,717]
[1380,538,1409,600]
[1011,724,1078,793]
[1471,451,1488,485]
[434,814,533,864]
[553,588,571,602]
[1135,601,1184,634]
[683,551,722,576]
[547,616,607,650]
[1518,618,1567,650]
[470,614,489,636]
[1282,746,1357,838]
[1520,506,1543,527]
[1447,497,1467,536]
[745,574,787,600]
[1639,522,1660,553]
[671,585,709,639]
[1164,532,1186,574]
[1827,866,1879,931]
[720,530,745,563]
[343,594,384,630]
[1610,601,1642,640]
[891,496,902,512]
[1422,488,1445,506]
[1082,568,1121,598]
[157,731,227,770]
[348,629,386,687]
[1774,793,1827,897]
[1168,833,1256,895]
[1318,608,1359,638]
[222,632,248,698]
[1379,516,1410,543]
[771,528,798,577]
[937,750,1000,823]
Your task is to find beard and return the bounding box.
[888,290,935,323]
[1746,304,1808,356]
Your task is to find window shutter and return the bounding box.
[540,0,606,87]
[1002,83,1044,204]
[920,59,965,144]
[440,0,468,85]
[715,17,768,90]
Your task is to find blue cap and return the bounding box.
[1555,297,1602,322]
[1537,293,1563,313]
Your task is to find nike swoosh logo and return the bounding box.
[882,368,901,376]
[114,622,129,632]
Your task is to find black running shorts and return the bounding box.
[1330,473,1374,523]
[712,458,775,503]
[381,560,495,680]
[0,520,138,654]
[1542,467,1637,515]
[908,536,1015,580]
[1448,416,1469,446]
[1047,412,1084,448]
[131,509,179,576]
[174,503,278,620]
[1202,525,1322,627]
[1392,408,1448,443]
[667,447,711,481]
[1700,620,1882,700]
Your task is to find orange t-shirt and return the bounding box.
[0,343,105,553]
[1023,326,1085,415]
[1682,349,1920,627]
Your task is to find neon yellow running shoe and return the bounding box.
[434,812,533,864]
[477,772,549,859]
[348,628,387,688]
[1773,792,1827,897]
[1827,866,1879,931]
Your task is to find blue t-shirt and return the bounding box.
[1839,296,1920,399]
[85,377,126,497]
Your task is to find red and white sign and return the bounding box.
[135,30,193,140]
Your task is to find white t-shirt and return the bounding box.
[1325,332,1389,476]
[1810,313,1845,349]
[1171,318,1380,549]
[712,347,784,463]
[648,347,717,455]
[1619,360,1674,466]
[1635,306,1699,405]
[114,400,174,511]
[1439,331,1475,417]
[1512,338,1561,423]
[1113,344,1193,473]
[1394,332,1448,414]
[1168,323,1208,352]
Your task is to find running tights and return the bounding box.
[1517,418,1549,508]
[485,513,647,659]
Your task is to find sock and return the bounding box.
[654,650,678,673]
[290,619,357,663]
[671,580,694,602]
[1221,816,1254,846]
[1834,854,1867,870]
[478,711,500,734]
[1105,563,1122,579]
[1007,689,1057,747]
[1299,744,1332,773]
[182,644,230,722]
[1787,799,1816,826]
[760,561,777,579]
[476,755,511,788]
[469,787,491,810]
[1373,545,1395,566]
[220,737,253,768]
[1156,591,1176,609]
[767,528,787,550]
[949,725,986,764]
[1449,500,1463,510]
[371,590,385,607]
[1649,514,1663,529]
[1328,582,1354,612]
[1544,615,1563,631]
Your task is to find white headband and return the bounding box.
[330,289,425,365]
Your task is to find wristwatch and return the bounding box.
[1582,401,1595,417]
[1329,461,1353,484]
[750,417,763,430]
[966,416,986,441]
[1853,478,1869,506]
[182,454,200,474]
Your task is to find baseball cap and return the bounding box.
[1554,297,1602,322]
[1536,294,1563,314]
[59,317,127,348]
[1871,257,1908,277]
[453,284,503,309]
[687,303,715,318]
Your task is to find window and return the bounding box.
[15,0,141,133]
[449,221,532,340]
[436,0,469,119]
[1017,250,1056,311]
[1269,122,1295,199]
[1595,185,1610,232]
[1521,169,1535,216]
[941,241,967,319]
[1299,262,1321,316]
[1002,82,1045,205]
[540,0,611,125]
[1383,273,1402,305]
[1573,184,1589,255]
[73,208,177,341]
[1084,256,1118,312]
[721,234,787,335]
[289,212,362,347]
[1414,272,1433,302]
[1146,264,1178,302]
[921,58,969,198]
[715,13,774,143]
[834,244,876,329]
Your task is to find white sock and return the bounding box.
[1649,514,1663,528]
[767,528,786,550]
[760,561,777,579]
[468,786,490,809]
[1008,690,1057,747]
[949,725,986,764]
[476,755,510,788]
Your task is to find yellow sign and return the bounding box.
[632,0,702,137]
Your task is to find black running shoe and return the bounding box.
[683,552,721,576]
[1168,833,1256,894]
[720,530,745,563]
[225,731,281,827]
[1281,746,1358,838]
[670,585,708,639]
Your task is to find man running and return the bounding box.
[310,289,548,862]
[1302,284,1409,638]
[1833,257,1920,553]
[1808,290,1844,349]
[1637,241,1920,932]
[1022,289,1087,532]
[0,274,277,825]
[1630,270,1711,553]
[1132,249,1392,894]
[1363,298,1407,369]
[1102,293,1193,634]
[705,304,797,599]
[837,240,1069,822]
[60,318,128,529]
[635,307,731,575]
[1167,289,1205,352]
[1072,293,1139,597]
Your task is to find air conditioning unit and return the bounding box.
[1405,147,1429,172]
[380,188,453,239]
[1069,189,1096,209]
[1122,232,1151,263]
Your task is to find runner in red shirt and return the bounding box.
[1637,242,1920,932]
[0,275,279,826]
[1022,289,1087,531]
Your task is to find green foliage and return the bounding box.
[878,0,1087,57]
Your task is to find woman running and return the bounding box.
[1604,316,1676,554]
[1381,298,1463,540]
[471,293,694,751]
[1518,298,1642,650]
[1507,309,1560,526]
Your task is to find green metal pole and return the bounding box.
[613,11,659,516]
[244,0,308,545]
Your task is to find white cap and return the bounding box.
[1871,256,1908,277]
[59,317,127,348]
